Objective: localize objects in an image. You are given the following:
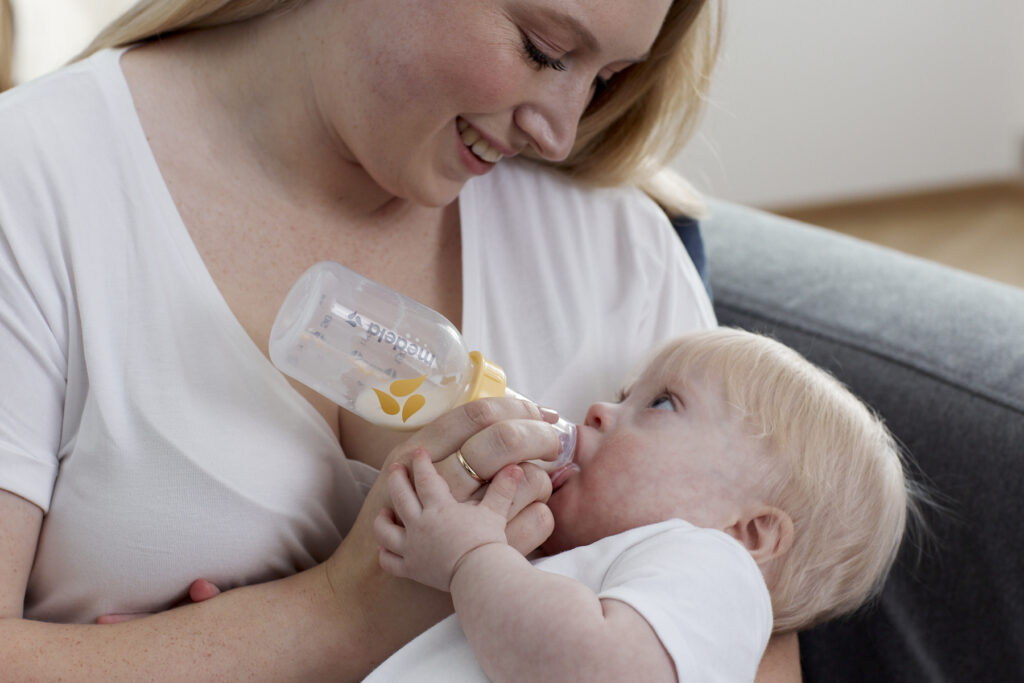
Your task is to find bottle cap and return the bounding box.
[465,351,508,401]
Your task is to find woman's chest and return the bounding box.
[178,195,465,464]
[28,322,373,624]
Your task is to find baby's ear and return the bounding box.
[725,506,794,567]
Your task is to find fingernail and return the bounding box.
[539,407,560,423]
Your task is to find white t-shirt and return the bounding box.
[0,49,715,623]
[366,520,773,682]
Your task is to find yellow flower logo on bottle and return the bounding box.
[373,375,428,423]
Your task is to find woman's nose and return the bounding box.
[584,402,617,431]
[513,80,591,161]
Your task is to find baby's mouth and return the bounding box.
[457,117,503,164]
[549,463,580,491]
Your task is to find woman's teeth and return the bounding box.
[457,118,503,164]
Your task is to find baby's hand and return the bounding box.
[374,448,522,592]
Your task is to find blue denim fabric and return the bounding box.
[670,214,711,301]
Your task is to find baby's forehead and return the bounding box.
[639,348,730,390]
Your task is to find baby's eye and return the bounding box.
[650,395,675,412]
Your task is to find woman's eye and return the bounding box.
[650,395,675,412]
[522,34,567,72]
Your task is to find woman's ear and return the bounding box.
[724,506,794,566]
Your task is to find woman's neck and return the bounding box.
[135,6,409,222]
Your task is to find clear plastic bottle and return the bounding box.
[269,261,576,470]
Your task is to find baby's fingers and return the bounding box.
[377,545,408,579]
[373,507,406,556]
[386,461,422,522]
[410,448,456,505]
[479,464,524,520]
[506,501,555,556]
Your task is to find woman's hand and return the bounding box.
[376,397,559,555]
[95,579,222,624]
[374,449,523,592]
[320,397,559,660]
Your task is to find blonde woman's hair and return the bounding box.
[80,0,720,216]
[1,0,14,92]
[645,328,918,633]
[549,0,722,217]
[78,0,303,59]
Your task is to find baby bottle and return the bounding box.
[269,261,576,470]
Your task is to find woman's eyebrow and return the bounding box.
[536,7,598,52]
[533,6,651,62]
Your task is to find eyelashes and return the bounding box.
[521,33,613,98]
[521,34,567,72]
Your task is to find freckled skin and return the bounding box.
[309,0,670,207]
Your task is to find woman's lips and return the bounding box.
[454,122,496,176]
[457,117,505,163]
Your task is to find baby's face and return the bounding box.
[542,361,766,555]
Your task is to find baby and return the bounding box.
[368,328,915,682]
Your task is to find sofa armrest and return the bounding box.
[701,200,1024,681]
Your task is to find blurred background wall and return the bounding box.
[9,0,133,82]
[10,1,1023,210]
[672,1,1024,209]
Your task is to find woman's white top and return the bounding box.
[366,520,773,682]
[0,49,715,623]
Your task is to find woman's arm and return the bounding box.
[1,399,557,681]
[0,485,427,681]
[375,451,675,682]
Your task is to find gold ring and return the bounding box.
[455,448,487,483]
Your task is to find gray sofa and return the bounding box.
[699,201,1024,681]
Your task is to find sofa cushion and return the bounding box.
[700,200,1024,681]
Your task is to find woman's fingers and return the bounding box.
[95,578,223,624]
[96,612,147,624]
[389,398,556,472]
[436,418,560,500]
[410,397,550,459]
[188,578,221,603]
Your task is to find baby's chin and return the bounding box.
[538,534,571,557]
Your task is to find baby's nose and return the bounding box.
[584,401,617,430]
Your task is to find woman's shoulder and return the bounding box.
[0,49,145,228]
[0,50,126,160]
[468,158,668,231]
[463,158,678,268]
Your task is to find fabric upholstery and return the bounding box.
[698,200,1024,681]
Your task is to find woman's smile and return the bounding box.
[457,117,506,164]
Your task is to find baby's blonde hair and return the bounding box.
[645,328,913,633]
[79,0,720,217]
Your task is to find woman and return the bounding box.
[0,0,799,679]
